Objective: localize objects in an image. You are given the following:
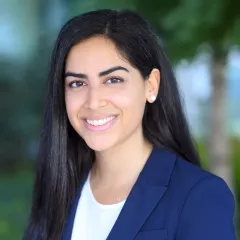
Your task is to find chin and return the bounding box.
[86,143,112,152]
[84,137,115,152]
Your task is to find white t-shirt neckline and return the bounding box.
[86,172,126,209]
[71,172,126,240]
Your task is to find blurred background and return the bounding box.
[0,0,240,239]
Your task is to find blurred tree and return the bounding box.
[0,0,42,172]
[135,0,240,193]
[0,60,27,170]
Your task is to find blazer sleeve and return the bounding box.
[175,175,236,240]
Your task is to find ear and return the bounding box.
[145,68,160,103]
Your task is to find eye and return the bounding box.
[105,77,124,84]
[68,81,86,88]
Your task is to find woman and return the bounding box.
[23,9,236,240]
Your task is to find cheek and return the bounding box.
[65,91,85,120]
[111,86,146,120]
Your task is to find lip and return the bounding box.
[83,115,117,132]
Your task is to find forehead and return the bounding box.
[65,36,130,72]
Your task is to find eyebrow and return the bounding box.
[64,66,129,79]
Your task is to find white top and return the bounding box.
[71,173,126,240]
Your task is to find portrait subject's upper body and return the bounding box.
[62,146,236,240]
[23,9,237,240]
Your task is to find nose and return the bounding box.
[84,86,107,109]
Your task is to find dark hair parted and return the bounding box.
[23,9,200,240]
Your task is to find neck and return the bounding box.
[92,127,153,186]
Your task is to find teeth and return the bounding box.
[86,116,115,126]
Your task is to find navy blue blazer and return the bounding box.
[62,146,236,240]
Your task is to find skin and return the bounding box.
[65,35,160,204]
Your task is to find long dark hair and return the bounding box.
[24,9,201,240]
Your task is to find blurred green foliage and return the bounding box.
[0,171,33,240]
[135,0,240,61]
[1,0,240,239]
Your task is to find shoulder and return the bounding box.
[162,151,236,239]
[151,146,234,199]
[174,153,232,193]
[171,156,236,239]
[160,149,235,209]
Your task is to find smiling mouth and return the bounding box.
[83,115,117,131]
[85,116,116,126]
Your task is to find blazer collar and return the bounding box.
[62,146,176,240]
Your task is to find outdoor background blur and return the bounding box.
[1,0,240,239]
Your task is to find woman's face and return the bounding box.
[65,36,154,152]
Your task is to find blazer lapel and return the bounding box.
[106,146,176,240]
